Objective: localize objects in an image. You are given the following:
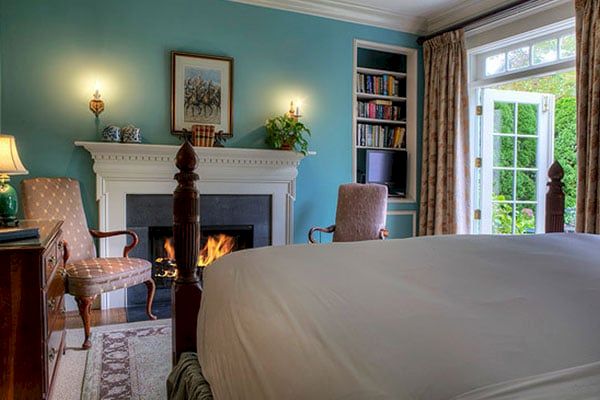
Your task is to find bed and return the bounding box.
[167,141,600,399]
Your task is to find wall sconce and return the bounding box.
[89,81,105,117]
[288,100,302,120]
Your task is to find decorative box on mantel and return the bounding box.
[75,141,313,309]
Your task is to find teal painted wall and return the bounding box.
[1,0,422,243]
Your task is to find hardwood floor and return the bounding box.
[65,307,128,329]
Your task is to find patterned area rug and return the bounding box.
[81,320,171,400]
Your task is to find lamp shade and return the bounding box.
[0,134,28,175]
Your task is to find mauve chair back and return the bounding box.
[333,183,388,242]
[21,177,96,262]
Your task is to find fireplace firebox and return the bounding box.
[126,194,271,322]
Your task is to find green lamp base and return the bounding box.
[0,176,19,227]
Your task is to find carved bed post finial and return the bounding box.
[545,161,565,233]
[172,138,202,364]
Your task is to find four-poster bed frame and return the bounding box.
[170,140,567,363]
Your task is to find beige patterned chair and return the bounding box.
[308,183,389,243]
[21,178,156,349]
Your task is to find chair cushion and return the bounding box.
[65,257,152,297]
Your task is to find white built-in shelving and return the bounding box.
[352,40,418,203]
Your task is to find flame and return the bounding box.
[198,234,236,267]
[155,235,235,278]
[164,238,175,260]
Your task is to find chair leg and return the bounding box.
[75,296,96,349]
[144,279,157,320]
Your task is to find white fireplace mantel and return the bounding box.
[75,141,311,309]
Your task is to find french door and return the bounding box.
[479,89,555,234]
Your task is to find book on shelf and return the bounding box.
[356,73,401,96]
[357,124,405,149]
[357,100,402,120]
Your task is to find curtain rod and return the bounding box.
[417,0,536,45]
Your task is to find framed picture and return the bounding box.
[171,51,233,134]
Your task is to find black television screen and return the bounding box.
[365,150,407,196]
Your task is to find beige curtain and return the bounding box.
[419,29,470,236]
[576,0,600,233]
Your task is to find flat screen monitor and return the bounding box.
[365,150,407,197]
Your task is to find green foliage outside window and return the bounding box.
[494,71,577,231]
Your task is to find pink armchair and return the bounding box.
[21,178,156,349]
[308,183,389,243]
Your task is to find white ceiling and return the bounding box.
[230,0,518,34]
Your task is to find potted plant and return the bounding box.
[265,114,311,155]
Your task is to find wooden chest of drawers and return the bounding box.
[0,220,66,400]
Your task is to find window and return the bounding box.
[483,92,550,234]
[481,27,575,78]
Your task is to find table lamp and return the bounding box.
[0,134,28,226]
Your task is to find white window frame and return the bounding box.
[470,19,575,88]
[468,18,576,234]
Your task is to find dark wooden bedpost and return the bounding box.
[172,139,202,365]
[545,161,565,233]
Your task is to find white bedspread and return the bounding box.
[197,234,600,399]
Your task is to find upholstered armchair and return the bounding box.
[308,183,389,243]
[21,178,156,349]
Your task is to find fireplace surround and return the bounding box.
[76,141,310,309]
[125,193,270,320]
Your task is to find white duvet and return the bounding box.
[197,234,600,399]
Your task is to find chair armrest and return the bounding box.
[379,228,389,240]
[60,240,70,264]
[308,225,336,244]
[89,229,140,257]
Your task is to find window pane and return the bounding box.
[493,202,514,234]
[560,34,576,59]
[517,103,538,135]
[507,47,530,70]
[516,171,537,201]
[493,169,514,200]
[494,102,515,133]
[494,136,514,167]
[515,203,536,234]
[486,53,506,76]
[517,138,537,168]
[532,39,558,65]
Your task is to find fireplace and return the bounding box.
[75,141,308,312]
[126,194,271,321]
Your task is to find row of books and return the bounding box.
[356,73,403,96]
[357,100,402,121]
[357,124,406,149]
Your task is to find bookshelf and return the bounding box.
[352,40,418,203]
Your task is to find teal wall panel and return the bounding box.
[386,212,417,239]
[1,0,422,242]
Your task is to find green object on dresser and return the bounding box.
[0,134,29,226]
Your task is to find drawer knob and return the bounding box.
[48,298,57,310]
[47,255,57,266]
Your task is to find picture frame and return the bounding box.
[171,51,233,135]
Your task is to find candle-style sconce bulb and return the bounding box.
[288,100,302,120]
[89,81,105,117]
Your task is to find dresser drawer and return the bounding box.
[45,269,66,337]
[46,297,65,389]
[43,233,64,286]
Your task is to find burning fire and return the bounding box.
[198,234,236,267]
[155,234,236,278]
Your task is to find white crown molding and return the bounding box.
[426,0,572,35]
[228,0,427,35]
[426,0,516,34]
